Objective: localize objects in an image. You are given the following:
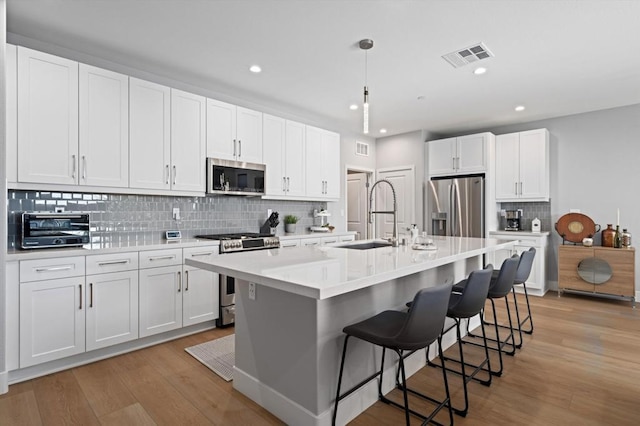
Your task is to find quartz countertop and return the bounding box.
[6,237,220,261]
[186,235,515,300]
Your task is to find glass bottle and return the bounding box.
[622,228,632,248]
[614,225,622,248]
[601,224,615,247]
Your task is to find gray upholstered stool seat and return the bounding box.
[332,285,453,426]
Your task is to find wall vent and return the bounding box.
[355,141,369,156]
[442,42,494,68]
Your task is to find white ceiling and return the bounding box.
[7,0,640,137]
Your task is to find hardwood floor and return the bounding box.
[1,292,639,425]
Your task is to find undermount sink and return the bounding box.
[336,241,393,250]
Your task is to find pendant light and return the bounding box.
[359,39,373,134]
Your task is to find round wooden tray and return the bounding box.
[555,213,599,243]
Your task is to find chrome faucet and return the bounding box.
[368,179,399,247]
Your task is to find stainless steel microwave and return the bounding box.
[21,212,90,249]
[207,158,265,196]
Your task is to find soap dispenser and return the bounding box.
[410,224,419,244]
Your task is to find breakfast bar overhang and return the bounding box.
[186,236,515,426]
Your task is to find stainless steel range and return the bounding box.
[194,233,280,327]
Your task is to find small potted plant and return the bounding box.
[284,215,299,233]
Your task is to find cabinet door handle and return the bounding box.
[287,177,290,192]
[520,182,523,195]
[185,270,189,291]
[190,251,214,257]
[173,165,177,185]
[89,283,93,308]
[178,271,182,292]
[35,265,73,272]
[148,255,175,261]
[238,140,242,158]
[233,139,237,157]
[79,284,83,310]
[97,259,130,266]
[452,157,456,170]
[165,164,170,184]
[72,154,77,179]
[283,176,286,192]
[515,182,518,195]
[82,156,87,180]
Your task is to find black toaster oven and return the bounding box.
[21,212,90,249]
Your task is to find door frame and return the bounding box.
[374,165,416,240]
[345,164,375,240]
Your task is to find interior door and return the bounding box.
[347,172,369,240]
[375,167,415,241]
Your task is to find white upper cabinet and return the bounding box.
[79,64,129,187]
[129,77,171,190]
[170,89,206,192]
[263,114,306,198]
[305,125,340,200]
[17,47,79,185]
[428,133,489,176]
[206,98,263,164]
[495,128,549,201]
[6,44,17,183]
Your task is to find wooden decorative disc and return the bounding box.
[555,213,597,243]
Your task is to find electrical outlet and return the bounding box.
[248,282,256,300]
[172,207,180,220]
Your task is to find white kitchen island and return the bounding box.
[186,236,514,426]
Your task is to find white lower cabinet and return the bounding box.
[20,275,86,368]
[488,232,548,295]
[85,270,139,351]
[19,256,86,368]
[182,246,219,326]
[139,264,183,338]
[139,246,219,337]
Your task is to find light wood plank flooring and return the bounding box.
[1,292,639,425]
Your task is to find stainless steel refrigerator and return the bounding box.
[426,174,485,237]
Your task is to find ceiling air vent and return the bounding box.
[356,141,369,157]
[442,42,494,68]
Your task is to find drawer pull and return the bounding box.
[97,259,130,266]
[35,265,73,273]
[79,284,83,310]
[190,252,214,257]
[185,270,189,291]
[178,271,182,292]
[89,283,93,308]
[149,255,175,261]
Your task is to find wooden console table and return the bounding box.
[558,245,635,307]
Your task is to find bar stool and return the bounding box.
[332,285,453,426]
[426,265,494,417]
[455,255,519,376]
[473,248,537,349]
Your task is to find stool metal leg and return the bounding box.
[519,282,534,334]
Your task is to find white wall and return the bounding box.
[375,129,441,235]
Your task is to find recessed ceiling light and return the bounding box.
[473,67,487,75]
[249,65,262,73]
[515,105,525,112]
[349,104,359,110]
[380,128,387,134]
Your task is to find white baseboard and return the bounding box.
[0,371,8,395]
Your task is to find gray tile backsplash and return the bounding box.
[499,201,551,232]
[7,190,326,249]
